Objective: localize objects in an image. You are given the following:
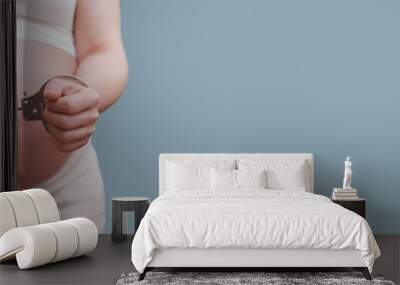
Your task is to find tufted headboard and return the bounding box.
[159,153,314,195]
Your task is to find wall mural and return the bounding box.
[15,0,127,233]
[10,0,400,234]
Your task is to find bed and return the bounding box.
[131,154,380,280]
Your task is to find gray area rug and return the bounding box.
[116,272,396,285]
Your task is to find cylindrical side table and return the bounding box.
[112,197,150,242]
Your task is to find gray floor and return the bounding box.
[0,235,399,285]
[0,235,134,285]
[374,235,400,284]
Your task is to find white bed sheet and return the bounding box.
[131,189,380,273]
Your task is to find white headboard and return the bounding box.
[159,153,314,195]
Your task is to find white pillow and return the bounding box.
[166,160,235,191]
[237,159,309,191]
[211,169,267,190]
[237,169,267,188]
[211,169,236,189]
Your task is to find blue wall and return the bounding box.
[93,0,400,234]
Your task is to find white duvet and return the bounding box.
[131,189,380,273]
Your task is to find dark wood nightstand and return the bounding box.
[332,198,366,218]
[112,197,150,242]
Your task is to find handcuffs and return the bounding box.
[18,75,88,130]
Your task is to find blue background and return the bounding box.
[93,0,400,234]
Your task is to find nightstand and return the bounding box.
[332,198,366,218]
[112,197,150,242]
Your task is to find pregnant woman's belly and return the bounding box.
[17,40,77,189]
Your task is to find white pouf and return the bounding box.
[0,218,98,269]
[0,189,59,235]
[0,189,98,269]
[0,196,17,237]
[0,191,39,227]
[24,188,60,223]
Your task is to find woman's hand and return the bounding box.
[42,78,100,153]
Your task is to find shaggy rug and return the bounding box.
[116,271,396,285]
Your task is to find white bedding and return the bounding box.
[131,189,380,273]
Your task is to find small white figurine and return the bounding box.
[343,156,352,190]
